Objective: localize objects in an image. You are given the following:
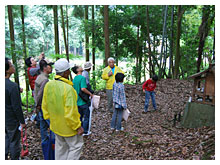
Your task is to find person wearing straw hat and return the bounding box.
[82,61,93,85]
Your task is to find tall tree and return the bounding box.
[92,5,95,70]
[114,6,119,66]
[168,5,174,78]
[85,5,89,61]
[135,6,140,84]
[104,5,110,66]
[197,5,215,72]
[212,26,215,61]
[159,5,168,79]
[60,5,69,61]
[21,5,29,111]
[174,5,185,79]
[66,5,69,59]
[53,5,60,56]
[8,5,20,86]
[146,6,154,77]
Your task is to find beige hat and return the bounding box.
[84,61,93,70]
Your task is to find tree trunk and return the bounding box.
[85,5,89,62]
[60,5,69,61]
[197,6,214,73]
[135,25,140,84]
[53,5,60,56]
[92,5,96,90]
[92,5,95,71]
[146,6,153,77]
[115,6,119,66]
[66,5,69,59]
[135,6,141,84]
[21,5,29,111]
[8,5,20,86]
[159,5,168,79]
[174,5,184,79]
[168,5,174,78]
[104,5,110,67]
[212,26,215,61]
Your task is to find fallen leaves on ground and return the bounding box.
[22,79,215,160]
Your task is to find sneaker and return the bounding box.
[110,127,115,130]
[116,127,124,132]
[142,111,148,114]
[83,131,91,136]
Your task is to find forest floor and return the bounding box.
[23,79,215,160]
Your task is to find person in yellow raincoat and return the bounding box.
[102,57,124,112]
[42,58,84,160]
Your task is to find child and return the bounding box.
[142,75,158,113]
[110,73,127,131]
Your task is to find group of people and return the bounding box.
[5,54,158,160]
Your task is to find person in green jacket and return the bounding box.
[102,57,124,112]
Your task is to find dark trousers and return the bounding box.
[5,123,21,160]
[78,103,90,134]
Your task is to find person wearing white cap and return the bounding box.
[42,58,84,160]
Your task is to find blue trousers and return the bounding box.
[38,110,55,143]
[78,104,90,134]
[111,107,123,130]
[144,91,157,112]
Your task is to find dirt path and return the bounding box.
[23,79,215,160]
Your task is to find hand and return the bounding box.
[90,94,94,98]
[108,71,113,77]
[39,52,45,60]
[143,89,145,93]
[36,106,41,110]
[20,88,23,93]
[77,127,84,135]
[21,123,26,128]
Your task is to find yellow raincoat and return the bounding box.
[42,76,81,137]
[101,65,124,90]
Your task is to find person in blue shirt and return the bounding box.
[110,73,127,132]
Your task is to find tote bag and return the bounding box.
[122,109,131,121]
[92,95,100,109]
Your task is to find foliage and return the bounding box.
[21,90,35,108]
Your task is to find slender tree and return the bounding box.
[85,5,89,61]
[212,26,215,61]
[104,5,110,66]
[8,5,20,86]
[146,6,154,77]
[197,5,215,72]
[174,5,185,79]
[53,5,60,56]
[66,5,69,59]
[114,6,119,66]
[159,5,168,79]
[135,6,141,84]
[60,5,69,61]
[21,5,29,111]
[92,5,95,70]
[168,5,174,78]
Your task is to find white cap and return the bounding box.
[54,58,74,73]
[84,61,93,70]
